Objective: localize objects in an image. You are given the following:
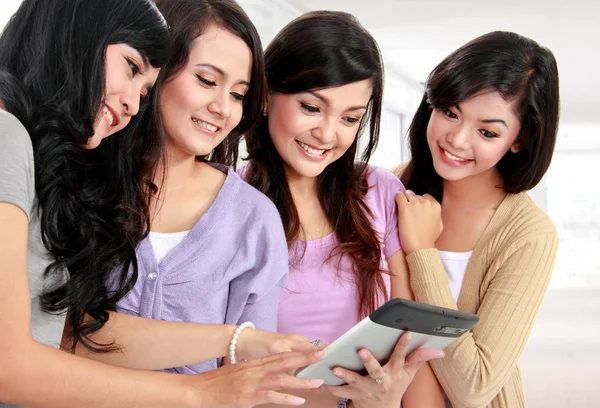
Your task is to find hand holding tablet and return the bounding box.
[296,298,479,386]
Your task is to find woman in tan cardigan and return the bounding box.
[393,31,560,408]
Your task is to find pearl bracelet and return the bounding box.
[229,321,255,364]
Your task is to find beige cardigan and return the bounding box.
[406,192,558,408]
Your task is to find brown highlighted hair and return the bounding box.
[245,11,386,318]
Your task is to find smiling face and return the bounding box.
[267,79,373,180]
[426,90,522,184]
[87,43,160,149]
[158,24,252,159]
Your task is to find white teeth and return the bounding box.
[192,119,218,132]
[297,140,326,156]
[104,106,115,127]
[443,149,469,162]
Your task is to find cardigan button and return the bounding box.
[147,272,158,281]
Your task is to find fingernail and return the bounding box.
[333,368,344,378]
[434,350,445,359]
[292,397,306,405]
[314,351,324,359]
[358,350,368,360]
[406,189,413,194]
[311,379,324,387]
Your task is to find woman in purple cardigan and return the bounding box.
[66,0,326,405]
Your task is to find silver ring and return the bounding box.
[310,339,323,346]
[374,376,385,385]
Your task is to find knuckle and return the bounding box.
[294,335,308,342]
[273,339,286,352]
[345,377,357,386]
[279,358,295,372]
[258,363,270,376]
[264,390,282,403]
[268,373,285,388]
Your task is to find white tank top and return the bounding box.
[438,250,473,408]
[437,250,473,303]
[149,230,190,264]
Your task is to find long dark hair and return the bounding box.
[0,0,169,351]
[149,0,265,167]
[402,31,560,201]
[245,11,386,318]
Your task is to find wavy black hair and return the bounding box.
[0,0,169,351]
[150,0,265,167]
[402,31,560,201]
[245,11,386,318]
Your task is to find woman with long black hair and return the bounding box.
[0,0,322,406]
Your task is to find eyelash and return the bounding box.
[196,75,245,103]
[442,108,458,119]
[126,57,141,76]
[479,129,498,138]
[300,103,320,113]
[301,103,360,125]
[196,75,217,87]
[442,109,499,138]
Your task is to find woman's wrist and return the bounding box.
[404,242,436,256]
[229,321,256,364]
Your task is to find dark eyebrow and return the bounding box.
[195,63,250,87]
[309,90,367,111]
[481,119,508,129]
[455,103,508,129]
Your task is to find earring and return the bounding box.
[263,108,268,116]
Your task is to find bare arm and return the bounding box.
[0,202,325,407]
[0,203,195,407]
[68,313,236,369]
[387,251,445,408]
[69,312,314,371]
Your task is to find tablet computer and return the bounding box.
[295,298,479,385]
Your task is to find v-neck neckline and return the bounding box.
[454,193,525,308]
[140,164,238,274]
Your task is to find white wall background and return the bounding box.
[2,0,597,406]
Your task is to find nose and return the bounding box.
[121,84,142,118]
[311,116,336,144]
[447,124,470,150]
[207,89,231,119]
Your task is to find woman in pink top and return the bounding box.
[244,11,445,408]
